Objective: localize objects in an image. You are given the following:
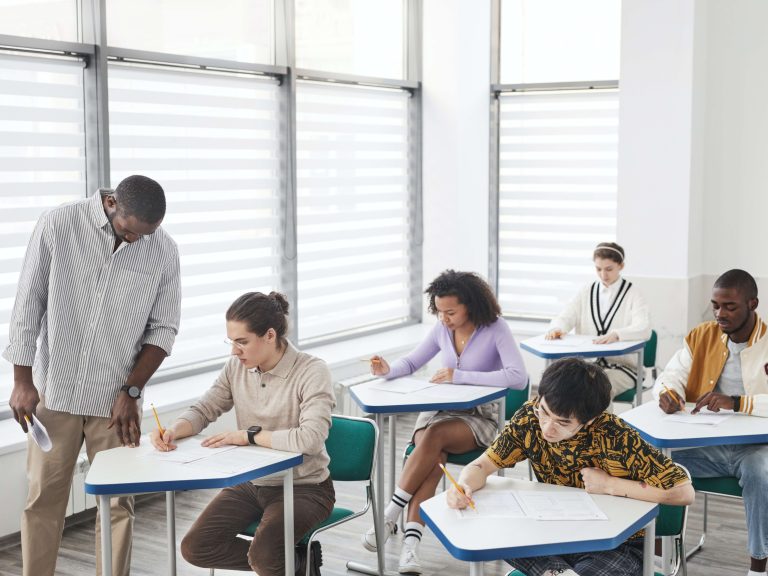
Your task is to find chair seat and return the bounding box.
[613,388,636,403]
[692,476,743,497]
[243,506,355,541]
[404,443,485,466]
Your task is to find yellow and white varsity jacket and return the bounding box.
[654,315,768,417]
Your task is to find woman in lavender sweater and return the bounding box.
[361,270,528,575]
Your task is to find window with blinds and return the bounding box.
[0,54,87,403]
[109,64,283,370]
[296,81,413,342]
[497,89,619,318]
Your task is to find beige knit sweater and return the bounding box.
[176,342,335,485]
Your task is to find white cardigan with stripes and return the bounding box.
[548,279,652,369]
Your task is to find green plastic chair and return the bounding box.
[210,414,380,576]
[686,476,742,559]
[613,329,658,406]
[506,464,691,576]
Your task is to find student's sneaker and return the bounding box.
[398,543,422,575]
[361,520,397,552]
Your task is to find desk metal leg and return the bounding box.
[469,561,484,576]
[389,414,396,502]
[99,494,112,576]
[634,349,645,407]
[166,491,176,575]
[643,519,656,576]
[283,471,295,576]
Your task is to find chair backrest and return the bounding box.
[505,380,531,420]
[655,463,691,537]
[325,415,378,482]
[643,329,657,368]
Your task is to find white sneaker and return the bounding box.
[361,520,396,552]
[398,544,422,575]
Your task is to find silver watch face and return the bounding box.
[128,386,141,398]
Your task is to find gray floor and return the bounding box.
[0,412,753,576]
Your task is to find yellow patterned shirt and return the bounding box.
[485,400,689,538]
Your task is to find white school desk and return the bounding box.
[520,335,647,405]
[85,440,302,576]
[420,476,657,576]
[621,400,768,574]
[348,381,508,575]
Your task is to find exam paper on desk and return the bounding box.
[455,489,607,521]
[142,436,238,464]
[366,377,438,394]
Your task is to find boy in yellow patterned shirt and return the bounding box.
[447,358,694,576]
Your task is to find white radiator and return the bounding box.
[67,453,96,516]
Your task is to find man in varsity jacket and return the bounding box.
[654,269,768,576]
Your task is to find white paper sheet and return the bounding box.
[664,410,733,426]
[516,491,608,521]
[366,377,438,394]
[455,490,526,519]
[27,414,52,452]
[144,436,239,463]
[184,447,287,476]
[411,384,486,401]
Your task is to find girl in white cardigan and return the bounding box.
[545,242,651,398]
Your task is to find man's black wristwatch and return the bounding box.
[247,425,262,445]
[731,395,741,412]
[120,384,142,399]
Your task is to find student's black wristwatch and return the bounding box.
[120,384,142,399]
[247,425,262,445]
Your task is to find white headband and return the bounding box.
[595,245,624,261]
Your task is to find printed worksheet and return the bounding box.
[516,491,608,521]
[411,384,486,401]
[664,410,733,426]
[454,490,526,519]
[143,436,238,464]
[366,377,438,394]
[184,447,286,476]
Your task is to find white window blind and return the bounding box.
[296,82,413,342]
[0,54,86,403]
[497,89,619,318]
[109,64,282,369]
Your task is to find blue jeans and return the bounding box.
[672,443,768,559]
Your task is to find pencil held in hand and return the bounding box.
[662,385,686,411]
[439,463,477,511]
[151,403,165,435]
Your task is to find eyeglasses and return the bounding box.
[224,338,247,351]
[532,403,583,434]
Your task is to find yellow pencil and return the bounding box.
[438,463,477,512]
[662,385,686,412]
[150,403,166,436]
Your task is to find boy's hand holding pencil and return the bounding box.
[440,463,477,512]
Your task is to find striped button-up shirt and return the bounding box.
[3,192,181,418]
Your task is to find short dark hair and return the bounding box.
[226,291,290,349]
[425,270,501,327]
[538,358,611,423]
[114,175,166,224]
[593,242,625,264]
[713,269,758,301]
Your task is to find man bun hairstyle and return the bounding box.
[714,269,758,302]
[593,242,625,264]
[425,269,501,327]
[226,291,290,348]
[538,357,611,423]
[114,175,166,224]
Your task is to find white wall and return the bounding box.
[422,0,491,290]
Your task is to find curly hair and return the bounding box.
[425,270,501,327]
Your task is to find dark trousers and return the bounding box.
[181,476,335,576]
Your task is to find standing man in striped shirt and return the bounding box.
[3,175,181,576]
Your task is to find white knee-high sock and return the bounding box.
[384,486,412,524]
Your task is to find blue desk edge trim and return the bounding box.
[349,386,507,414]
[630,427,768,449]
[520,340,645,359]
[84,454,303,495]
[420,505,658,562]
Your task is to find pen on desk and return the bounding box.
[151,403,166,436]
[438,463,477,512]
[662,385,686,412]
